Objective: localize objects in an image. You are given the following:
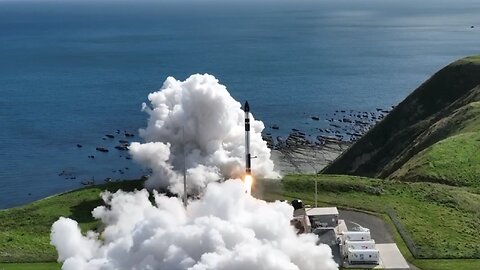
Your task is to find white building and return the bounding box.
[292,206,339,233]
[339,227,380,265]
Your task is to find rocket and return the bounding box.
[244,101,251,174]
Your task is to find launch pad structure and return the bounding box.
[291,203,409,269]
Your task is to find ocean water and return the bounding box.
[1,0,479,209]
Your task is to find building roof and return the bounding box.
[305,207,339,216]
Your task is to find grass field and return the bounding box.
[413,259,480,270]
[1,175,479,269]
[0,262,60,270]
[0,180,143,263]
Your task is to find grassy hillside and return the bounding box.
[390,131,480,186]
[323,56,480,187]
[0,180,143,263]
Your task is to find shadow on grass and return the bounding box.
[68,198,103,225]
[66,180,180,230]
[67,180,146,229]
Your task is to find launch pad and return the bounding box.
[292,203,409,269]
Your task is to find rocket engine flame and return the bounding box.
[244,174,254,195]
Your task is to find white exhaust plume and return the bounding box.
[50,74,337,270]
[129,73,279,195]
[51,180,338,270]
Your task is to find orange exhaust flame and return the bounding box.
[244,174,253,195]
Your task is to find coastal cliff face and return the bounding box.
[323,56,480,186]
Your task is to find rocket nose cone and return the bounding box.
[244,101,250,112]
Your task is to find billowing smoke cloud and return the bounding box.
[50,74,337,270]
[129,74,279,195]
[51,180,337,270]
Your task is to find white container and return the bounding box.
[343,231,371,241]
[347,249,380,264]
[345,240,376,250]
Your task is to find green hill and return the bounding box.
[391,125,480,186]
[323,56,480,187]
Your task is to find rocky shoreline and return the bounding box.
[264,107,393,174]
[61,107,392,180]
[270,142,349,174]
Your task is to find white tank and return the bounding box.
[347,249,379,264]
[343,231,371,241]
[345,240,376,250]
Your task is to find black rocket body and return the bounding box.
[244,101,251,174]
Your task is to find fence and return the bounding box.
[386,207,418,257]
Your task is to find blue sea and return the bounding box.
[1,0,479,209]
